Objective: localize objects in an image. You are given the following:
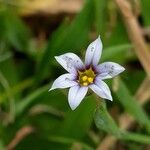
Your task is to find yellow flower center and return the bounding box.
[78,68,96,86]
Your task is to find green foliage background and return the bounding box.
[0,0,150,149]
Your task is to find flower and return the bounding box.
[49,36,125,110]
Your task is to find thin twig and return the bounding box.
[134,77,150,105]
[28,104,65,118]
[132,0,141,17]
[6,126,35,150]
[115,0,150,77]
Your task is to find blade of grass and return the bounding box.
[102,43,133,61]
[94,0,107,36]
[94,101,120,137]
[0,78,33,103]
[98,76,150,149]
[48,136,94,150]
[141,0,150,26]
[0,71,15,122]
[0,140,4,150]
[94,101,150,144]
[58,95,96,139]
[114,78,150,133]
[3,9,31,53]
[0,52,12,63]
[16,84,49,116]
[121,131,150,144]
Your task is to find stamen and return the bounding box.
[83,82,88,86]
[78,67,96,86]
[88,77,93,83]
[82,76,88,81]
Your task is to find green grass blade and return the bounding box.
[16,84,49,116]
[94,0,107,36]
[94,101,121,137]
[0,78,33,104]
[58,95,96,139]
[141,0,150,26]
[101,43,133,62]
[121,131,150,144]
[94,100,150,144]
[48,136,94,150]
[114,79,150,133]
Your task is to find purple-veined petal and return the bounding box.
[85,36,103,66]
[55,53,84,74]
[96,62,125,79]
[49,73,78,91]
[68,85,88,110]
[89,78,112,101]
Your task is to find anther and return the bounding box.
[82,76,88,81]
[83,82,88,86]
[88,77,93,83]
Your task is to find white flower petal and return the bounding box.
[68,85,88,110]
[55,53,84,74]
[49,73,77,91]
[96,62,125,79]
[89,79,112,101]
[85,36,103,66]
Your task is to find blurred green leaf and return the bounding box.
[0,57,18,87]
[141,0,150,26]
[48,136,94,150]
[0,52,12,63]
[121,131,150,144]
[0,9,31,53]
[101,43,133,63]
[35,0,94,83]
[58,95,96,139]
[94,101,120,137]
[15,134,70,150]
[16,84,49,116]
[94,0,107,36]
[122,70,145,95]
[114,79,150,133]
[0,140,5,150]
[107,19,129,46]
[0,78,33,103]
[94,101,150,144]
